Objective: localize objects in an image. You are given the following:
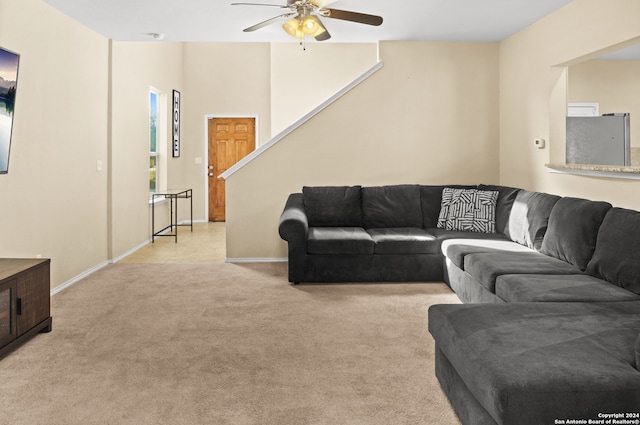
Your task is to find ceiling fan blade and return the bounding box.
[231,2,290,7]
[315,31,331,41]
[322,8,383,26]
[243,13,295,32]
[314,18,331,41]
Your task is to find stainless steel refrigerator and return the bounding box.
[566,113,630,165]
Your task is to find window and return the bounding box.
[149,91,159,195]
[149,88,167,199]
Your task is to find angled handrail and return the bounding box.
[219,60,384,180]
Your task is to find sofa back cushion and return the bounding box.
[477,184,521,236]
[586,207,640,295]
[508,190,561,250]
[362,185,422,228]
[303,186,362,227]
[420,185,476,228]
[540,197,612,270]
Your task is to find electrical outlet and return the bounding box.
[534,138,545,149]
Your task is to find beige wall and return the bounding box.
[568,59,640,147]
[270,43,379,136]
[499,0,640,207]
[109,41,185,259]
[0,0,109,288]
[181,43,272,221]
[180,43,377,224]
[225,41,500,260]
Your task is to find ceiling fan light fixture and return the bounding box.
[302,15,322,35]
[282,18,304,39]
[233,1,382,44]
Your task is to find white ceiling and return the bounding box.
[42,0,576,43]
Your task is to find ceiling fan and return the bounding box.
[231,0,383,43]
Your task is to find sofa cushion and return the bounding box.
[586,207,640,295]
[495,274,640,303]
[366,228,437,254]
[427,228,509,241]
[428,301,640,425]
[464,251,582,293]
[540,197,612,271]
[362,185,422,228]
[426,228,509,262]
[441,239,534,270]
[307,227,373,255]
[420,185,477,228]
[302,186,362,227]
[437,188,499,233]
[508,190,561,250]
[477,184,521,236]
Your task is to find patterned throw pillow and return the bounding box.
[437,188,499,233]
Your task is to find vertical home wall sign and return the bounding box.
[0,46,20,174]
[172,89,181,157]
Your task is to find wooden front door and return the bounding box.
[208,117,256,222]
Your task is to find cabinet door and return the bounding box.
[0,281,16,347]
[16,264,50,336]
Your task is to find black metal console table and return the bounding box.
[151,188,193,242]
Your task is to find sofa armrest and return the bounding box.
[279,193,308,283]
[279,193,309,243]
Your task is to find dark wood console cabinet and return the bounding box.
[0,258,52,358]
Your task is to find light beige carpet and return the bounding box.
[0,262,462,425]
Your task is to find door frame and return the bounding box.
[203,114,260,220]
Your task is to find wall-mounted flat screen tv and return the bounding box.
[0,46,20,174]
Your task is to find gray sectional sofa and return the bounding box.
[278,184,505,283]
[278,183,640,424]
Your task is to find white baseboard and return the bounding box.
[51,238,152,296]
[225,258,288,263]
[50,220,260,295]
[109,219,203,264]
[50,260,111,296]
[112,239,151,264]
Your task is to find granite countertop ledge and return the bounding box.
[545,163,640,179]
